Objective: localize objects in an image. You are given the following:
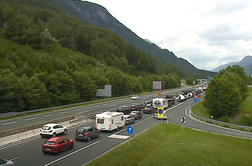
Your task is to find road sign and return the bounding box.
[192,85,194,88]
[157,92,160,96]
[181,117,186,123]
[198,95,201,98]
[158,107,163,114]
[194,98,197,103]
[127,126,133,134]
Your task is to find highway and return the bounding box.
[0,86,190,131]
[3,84,252,165]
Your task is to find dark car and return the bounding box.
[129,103,141,111]
[42,137,74,154]
[130,111,142,120]
[124,115,135,125]
[142,104,155,114]
[116,106,131,115]
[75,126,100,142]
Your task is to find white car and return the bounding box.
[131,95,139,100]
[0,158,14,166]
[40,123,67,138]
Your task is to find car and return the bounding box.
[40,123,67,138]
[42,137,74,154]
[142,105,155,114]
[0,158,14,166]
[130,111,142,120]
[116,106,131,115]
[75,126,100,141]
[129,103,141,111]
[131,95,139,100]
[124,115,135,125]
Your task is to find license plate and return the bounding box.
[46,148,51,150]
[78,134,82,136]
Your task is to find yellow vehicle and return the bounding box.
[154,106,167,120]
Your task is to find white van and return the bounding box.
[96,112,125,131]
[152,98,168,110]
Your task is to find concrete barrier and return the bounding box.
[0,116,75,138]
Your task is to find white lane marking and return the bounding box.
[86,106,91,109]
[10,156,19,161]
[2,121,17,126]
[73,109,80,112]
[44,114,53,117]
[43,141,100,166]
[25,117,36,121]
[59,111,67,114]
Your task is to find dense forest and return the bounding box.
[0,0,187,113]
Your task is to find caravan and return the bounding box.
[96,112,125,131]
[152,98,169,110]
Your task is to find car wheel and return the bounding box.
[41,135,44,138]
[43,151,47,154]
[117,126,119,130]
[57,148,62,154]
[52,133,56,137]
[70,143,74,149]
[64,129,67,135]
[75,138,78,141]
[97,133,100,138]
[87,137,91,142]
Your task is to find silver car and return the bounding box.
[0,159,14,166]
[124,115,135,125]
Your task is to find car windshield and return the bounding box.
[44,141,56,145]
[42,126,51,130]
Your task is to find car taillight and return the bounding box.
[135,115,137,117]
[40,129,41,131]
[84,133,89,136]
[49,130,52,132]
[122,109,125,111]
[116,109,118,111]
[149,109,151,111]
[130,106,132,108]
[75,132,77,135]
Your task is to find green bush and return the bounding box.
[241,115,252,127]
[219,116,230,123]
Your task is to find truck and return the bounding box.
[96,112,125,131]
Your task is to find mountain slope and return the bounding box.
[52,0,205,73]
[212,56,252,75]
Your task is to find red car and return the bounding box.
[42,137,74,154]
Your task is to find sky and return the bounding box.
[88,0,252,71]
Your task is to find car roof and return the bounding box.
[77,126,92,129]
[43,123,58,127]
[46,137,64,142]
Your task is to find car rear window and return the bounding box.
[44,141,56,145]
[76,128,88,133]
[42,126,51,130]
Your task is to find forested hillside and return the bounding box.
[0,0,183,113]
[53,0,217,78]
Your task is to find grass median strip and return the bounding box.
[86,123,252,166]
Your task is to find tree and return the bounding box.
[203,75,242,118]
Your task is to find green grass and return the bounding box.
[86,123,252,166]
[239,88,252,114]
[192,101,210,118]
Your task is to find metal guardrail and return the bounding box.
[188,107,252,132]
[0,84,206,119]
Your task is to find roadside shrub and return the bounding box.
[241,115,252,127]
[219,116,230,123]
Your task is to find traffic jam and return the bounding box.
[39,85,207,155]
[1,85,207,165]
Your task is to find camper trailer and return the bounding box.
[152,98,169,110]
[96,112,125,131]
